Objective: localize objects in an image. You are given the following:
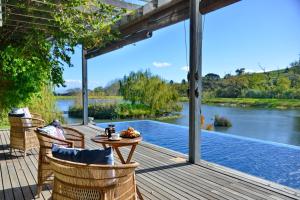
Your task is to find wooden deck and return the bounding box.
[1,125,300,200]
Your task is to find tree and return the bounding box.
[0,1,125,110]
[235,68,245,76]
[120,71,181,114]
[105,80,121,96]
[203,73,221,91]
[205,73,220,80]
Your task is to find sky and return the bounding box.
[55,0,300,93]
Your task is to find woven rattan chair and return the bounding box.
[47,154,139,200]
[35,126,85,197]
[8,116,45,157]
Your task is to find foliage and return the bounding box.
[214,115,232,127]
[0,39,59,109]
[115,103,152,118]
[119,70,182,114]
[0,85,64,127]
[0,0,125,113]
[202,61,300,99]
[27,86,64,124]
[69,103,117,119]
[69,102,169,119]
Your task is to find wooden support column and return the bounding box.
[0,0,3,27]
[188,0,202,164]
[82,46,88,125]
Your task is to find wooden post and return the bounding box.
[82,46,88,125]
[0,0,2,27]
[188,0,202,164]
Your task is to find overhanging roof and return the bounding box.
[86,0,240,59]
[0,0,240,58]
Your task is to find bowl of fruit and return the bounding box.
[120,127,141,138]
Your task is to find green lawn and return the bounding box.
[203,98,300,109]
[180,97,300,109]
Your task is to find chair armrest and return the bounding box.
[63,126,85,148]
[22,117,45,128]
[31,113,42,119]
[35,130,74,148]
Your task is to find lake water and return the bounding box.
[56,99,300,146]
[98,120,300,189]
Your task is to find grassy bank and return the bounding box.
[203,98,300,109]
[55,95,123,100]
[69,103,181,120]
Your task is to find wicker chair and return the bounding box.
[8,116,45,157]
[47,154,139,200]
[35,126,85,197]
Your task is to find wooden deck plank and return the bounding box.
[1,131,25,200]
[133,144,295,200]
[1,127,300,200]
[0,132,17,200]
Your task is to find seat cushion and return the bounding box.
[23,107,32,118]
[9,108,25,117]
[37,125,65,140]
[52,144,114,165]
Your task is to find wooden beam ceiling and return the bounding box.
[101,0,142,10]
[86,0,240,59]
[0,0,142,34]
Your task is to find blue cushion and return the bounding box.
[52,144,114,165]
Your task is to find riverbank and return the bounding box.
[57,96,300,109]
[55,95,122,100]
[203,98,300,109]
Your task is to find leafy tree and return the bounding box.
[0,1,125,111]
[120,71,181,114]
[235,68,245,76]
[205,73,220,80]
[104,80,121,96]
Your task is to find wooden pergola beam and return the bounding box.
[86,0,240,59]
[199,0,239,14]
[87,30,152,57]
[101,0,141,10]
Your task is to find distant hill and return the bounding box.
[202,61,300,99]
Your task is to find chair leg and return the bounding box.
[36,185,42,198]
[24,150,27,157]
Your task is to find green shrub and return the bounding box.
[69,103,117,119]
[68,102,180,120]
[214,115,232,127]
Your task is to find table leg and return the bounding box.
[126,144,137,164]
[114,147,126,164]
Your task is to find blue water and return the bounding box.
[98,120,300,189]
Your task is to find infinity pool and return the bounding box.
[98,120,300,189]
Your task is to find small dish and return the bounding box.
[108,137,121,141]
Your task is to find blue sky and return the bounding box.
[56,0,300,92]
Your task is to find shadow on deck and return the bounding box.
[0,126,300,200]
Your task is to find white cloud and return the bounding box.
[181,66,189,72]
[153,61,171,68]
[245,69,264,73]
[65,79,82,84]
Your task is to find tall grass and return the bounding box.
[27,86,64,124]
[0,85,64,128]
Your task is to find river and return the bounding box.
[56,99,300,147]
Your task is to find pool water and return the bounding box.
[97,120,300,189]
